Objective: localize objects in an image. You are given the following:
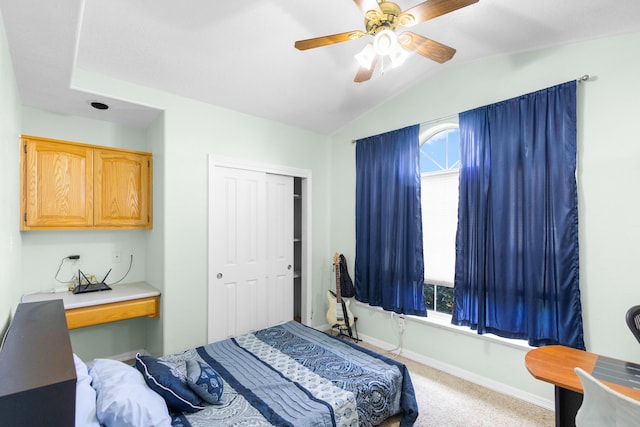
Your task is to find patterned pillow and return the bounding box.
[185,359,224,404]
[134,354,204,413]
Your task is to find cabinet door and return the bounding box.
[21,139,93,229]
[94,149,152,228]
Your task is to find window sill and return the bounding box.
[354,301,534,351]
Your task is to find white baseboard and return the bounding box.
[319,324,554,412]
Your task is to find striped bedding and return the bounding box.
[165,321,418,427]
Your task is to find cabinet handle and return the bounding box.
[217,273,223,279]
[288,265,292,270]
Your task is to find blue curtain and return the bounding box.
[452,81,585,349]
[354,125,426,316]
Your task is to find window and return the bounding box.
[419,122,459,316]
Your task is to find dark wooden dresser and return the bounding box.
[0,300,76,426]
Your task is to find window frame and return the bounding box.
[419,120,460,317]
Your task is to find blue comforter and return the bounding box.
[168,321,418,426]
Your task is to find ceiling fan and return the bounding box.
[294,0,479,82]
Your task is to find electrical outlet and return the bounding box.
[68,254,81,265]
[113,252,121,263]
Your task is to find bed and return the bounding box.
[1,301,418,427]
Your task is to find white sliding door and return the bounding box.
[209,165,293,342]
[265,174,294,327]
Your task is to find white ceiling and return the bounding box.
[2,0,640,135]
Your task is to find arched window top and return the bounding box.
[419,123,460,174]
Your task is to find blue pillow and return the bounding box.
[185,359,224,404]
[134,354,204,413]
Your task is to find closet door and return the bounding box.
[209,166,293,342]
[264,174,294,328]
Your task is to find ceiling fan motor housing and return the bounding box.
[365,1,402,35]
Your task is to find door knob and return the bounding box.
[217,273,223,279]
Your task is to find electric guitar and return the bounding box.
[327,252,355,328]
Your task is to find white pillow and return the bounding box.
[89,358,172,427]
[73,354,101,427]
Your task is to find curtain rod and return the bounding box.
[352,74,591,143]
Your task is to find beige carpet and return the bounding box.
[356,342,555,427]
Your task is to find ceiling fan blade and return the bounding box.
[352,0,382,15]
[400,0,478,26]
[295,30,364,50]
[354,56,378,83]
[399,31,456,63]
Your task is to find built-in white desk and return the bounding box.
[21,281,160,329]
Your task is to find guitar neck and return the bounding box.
[335,264,341,303]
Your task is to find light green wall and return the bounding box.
[330,31,640,402]
[4,9,640,404]
[144,113,165,357]
[20,106,150,295]
[20,107,148,151]
[71,69,333,356]
[160,102,332,355]
[18,107,161,360]
[0,7,22,334]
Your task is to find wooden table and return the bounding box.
[21,281,160,329]
[525,345,640,427]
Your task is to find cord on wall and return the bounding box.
[108,254,133,285]
[53,255,81,284]
[382,312,405,356]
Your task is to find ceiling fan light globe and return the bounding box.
[355,43,376,69]
[398,13,415,27]
[389,47,410,68]
[373,30,397,56]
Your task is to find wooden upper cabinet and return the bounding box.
[20,135,152,230]
[22,138,93,228]
[94,148,152,228]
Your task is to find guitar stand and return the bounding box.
[331,317,360,342]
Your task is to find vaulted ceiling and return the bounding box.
[2,0,640,135]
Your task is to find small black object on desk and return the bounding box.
[72,268,113,294]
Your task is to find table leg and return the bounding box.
[555,386,583,427]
